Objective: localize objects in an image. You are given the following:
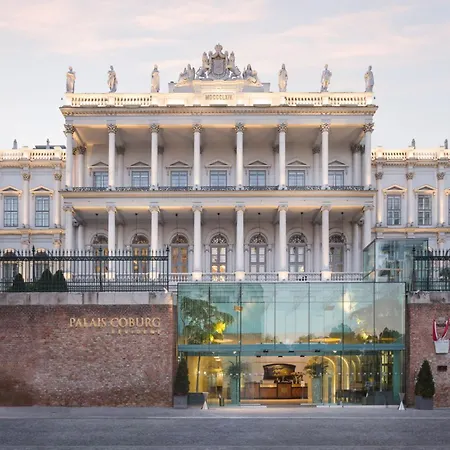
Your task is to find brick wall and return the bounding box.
[0,304,176,406]
[407,299,450,407]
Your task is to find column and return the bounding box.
[150,205,159,252]
[437,170,446,226]
[76,224,84,251]
[150,124,159,188]
[312,146,320,186]
[352,221,361,272]
[363,123,374,187]
[21,172,30,227]
[363,205,373,249]
[406,170,414,226]
[278,204,288,280]
[53,172,62,227]
[278,124,287,188]
[375,171,383,226]
[321,205,331,276]
[320,123,330,187]
[107,124,117,189]
[192,204,203,280]
[117,224,124,251]
[64,124,75,188]
[116,146,124,187]
[76,146,86,187]
[351,144,362,185]
[193,124,202,189]
[313,222,321,272]
[63,204,74,251]
[235,204,245,280]
[235,123,245,188]
[107,204,116,254]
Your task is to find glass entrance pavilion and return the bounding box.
[177,282,405,406]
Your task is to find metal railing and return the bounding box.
[0,248,169,293]
[412,249,450,291]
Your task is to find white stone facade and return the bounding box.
[1,53,449,283]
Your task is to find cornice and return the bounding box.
[60,105,378,118]
[0,228,64,235]
[374,226,450,233]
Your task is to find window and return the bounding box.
[171,234,189,274]
[387,195,402,226]
[2,250,18,283]
[171,170,188,187]
[92,234,108,273]
[249,170,266,187]
[131,171,150,187]
[210,233,228,278]
[93,171,108,188]
[131,234,149,273]
[418,194,432,225]
[329,234,345,272]
[287,170,305,187]
[289,234,307,273]
[4,196,18,227]
[35,196,50,227]
[210,170,227,187]
[249,233,267,273]
[329,170,344,187]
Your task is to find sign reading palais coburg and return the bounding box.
[68,317,161,335]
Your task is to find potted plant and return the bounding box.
[304,357,328,404]
[173,358,189,409]
[415,360,435,410]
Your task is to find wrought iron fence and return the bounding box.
[412,249,450,291]
[0,248,169,293]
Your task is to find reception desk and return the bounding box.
[244,382,308,400]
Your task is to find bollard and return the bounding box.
[201,391,209,410]
[219,394,225,407]
[398,393,406,410]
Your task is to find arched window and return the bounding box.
[329,233,346,272]
[2,250,18,284]
[92,234,108,249]
[34,249,49,280]
[210,233,228,275]
[249,233,267,273]
[171,234,189,274]
[289,233,307,273]
[131,234,149,273]
[91,234,108,273]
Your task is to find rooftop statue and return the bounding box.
[66,66,76,93]
[320,64,332,92]
[278,63,288,92]
[178,64,195,85]
[243,64,261,85]
[364,65,374,92]
[108,65,118,93]
[151,64,160,93]
[196,52,210,80]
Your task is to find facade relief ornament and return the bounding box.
[235,123,245,133]
[363,123,375,133]
[64,124,75,135]
[406,172,414,180]
[22,172,31,181]
[437,172,446,180]
[54,172,62,181]
[107,124,118,134]
[375,172,383,180]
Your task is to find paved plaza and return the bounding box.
[0,406,449,449]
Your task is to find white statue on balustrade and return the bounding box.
[196,52,210,79]
[151,64,160,93]
[364,65,374,92]
[227,51,241,79]
[107,65,118,93]
[278,63,288,92]
[178,64,195,85]
[66,66,76,93]
[243,64,261,85]
[320,64,332,92]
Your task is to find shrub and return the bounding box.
[415,360,435,398]
[53,270,68,292]
[36,268,53,292]
[173,358,189,396]
[8,273,26,292]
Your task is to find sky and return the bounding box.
[0,0,449,150]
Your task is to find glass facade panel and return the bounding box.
[178,281,406,406]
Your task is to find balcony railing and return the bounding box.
[330,272,364,282]
[288,272,322,282]
[412,249,450,291]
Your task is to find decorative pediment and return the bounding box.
[206,159,230,168]
[168,160,191,168]
[414,184,436,194]
[287,159,310,168]
[383,184,406,196]
[31,186,54,196]
[90,161,108,168]
[0,186,22,196]
[129,161,150,168]
[328,159,348,167]
[246,160,269,167]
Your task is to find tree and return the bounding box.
[415,360,435,398]
[179,295,234,392]
[52,270,68,292]
[174,358,189,396]
[304,357,329,378]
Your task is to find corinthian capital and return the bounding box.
[235,204,246,213]
[106,204,117,213]
[406,172,414,180]
[278,204,288,212]
[437,172,446,180]
[320,122,330,133]
[363,122,375,133]
[64,124,75,135]
[107,124,118,134]
[235,123,245,133]
[277,123,288,133]
[375,172,383,180]
[22,172,31,181]
[312,145,321,154]
[192,124,203,134]
[192,204,203,213]
[54,172,62,181]
[150,124,160,134]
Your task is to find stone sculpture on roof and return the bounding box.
[66,66,76,93]
[278,63,288,92]
[175,43,260,86]
[320,64,332,92]
[108,65,118,93]
[364,65,374,92]
[151,64,160,93]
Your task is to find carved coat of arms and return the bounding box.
[209,44,228,80]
